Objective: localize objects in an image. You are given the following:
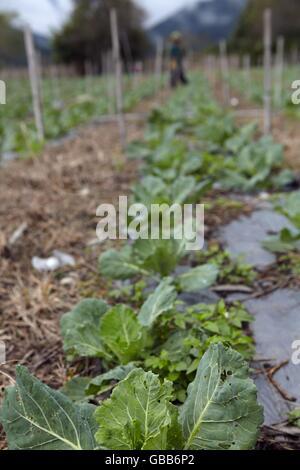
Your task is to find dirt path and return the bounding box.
[0,94,165,446]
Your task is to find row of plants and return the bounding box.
[229,65,300,115]
[0,75,159,157]
[128,81,294,193]
[2,74,292,450]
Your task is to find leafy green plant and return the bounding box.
[288,408,300,428]
[195,244,256,285]
[275,191,300,228]
[108,279,147,305]
[60,285,254,402]
[60,279,176,365]
[0,366,97,450]
[263,228,300,254]
[278,253,300,277]
[99,238,219,293]
[221,136,287,191]
[145,300,254,400]
[0,76,158,156]
[0,344,263,450]
[128,75,292,194]
[131,174,208,207]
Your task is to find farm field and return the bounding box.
[1,0,300,456]
[1,71,300,451]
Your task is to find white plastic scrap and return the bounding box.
[32,250,76,272]
[9,222,28,246]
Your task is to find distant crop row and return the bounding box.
[0,75,159,157]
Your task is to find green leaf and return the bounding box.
[99,305,146,364]
[177,264,219,293]
[94,369,178,450]
[262,237,295,253]
[273,169,295,189]
[180,343,263,450]
[0,366,97,450]
[288,408,300,427]
[86,364,138,396]
[61,377,92,403]
[138,278,177,327]
[278,191,300,228]
[61,299,110,361]
[170,176,197,204]
[99,238,186,281]
[180,155,203,175]
[99,247,147,280]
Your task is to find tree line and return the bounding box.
[230,0,300,57]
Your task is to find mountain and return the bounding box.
[150,0,247,49]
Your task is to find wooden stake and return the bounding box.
[209,55,217,88]
[274,36,285,109]
[242,54,251,99]
[24,25,44,141]
[155,38,164,94]
[263,8,272,135]
[0,79,6,105]
[110,8,126,149]
[219,40,230,106]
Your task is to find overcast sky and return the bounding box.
[0,0,199,35]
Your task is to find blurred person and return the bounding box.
[169,31,188,88]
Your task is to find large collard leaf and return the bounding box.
[61,299,111,361]
[94,369,180,450]
[0,366,97,450]
[179,343,263,450]
[87,363,138,396]
[177,264,219,293]
[99,246,148,280]
[99,305,146,364]
[138,278,177,327]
